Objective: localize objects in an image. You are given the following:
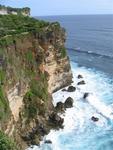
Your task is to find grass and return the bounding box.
[0,70,5,85]
[23,72,48,119]
[0,86,10,121]
[0,69,10,121]
[61,47,66,58]
[23,90,38,118]
[0,14,49,38]
[0,131,19,150]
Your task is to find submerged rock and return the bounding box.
[64,97,73,108]
[44,140,52,144]
[62,88,67,92]
[91,116,99,122]
[83,93,89,99]
[67,86,76,92]
[77,74,83,79]
[77,80,85,85]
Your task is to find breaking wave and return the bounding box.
[67,48,113,59]
[27,62,113,150]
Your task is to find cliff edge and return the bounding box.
[0,13,72,149]
[0,5,30,16]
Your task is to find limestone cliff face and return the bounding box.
[0,17,72,149]
[39,23,72,93]
[46,55,72,93]
[0,5,30,16]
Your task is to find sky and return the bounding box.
[0,0,113,16]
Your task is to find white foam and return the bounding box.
[27,62,113,150]
[87,94,113,119]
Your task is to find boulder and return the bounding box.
[38,124,48,136]
[67,86,76,92]
[64,97,73,108]
[49,112,64,126]
[22,134,33,142]
[55,102,64,112]
[83,93,89,99]
[91,116,99,122]
[44,140,52,144]
[77,74,83,79]
[77,80,85,85]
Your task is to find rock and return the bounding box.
[46,52,50,57]
[22,134,32,141]
[31,139,39,146]
[49,112,64,126]
[62,88,67,92]
[83,93,89,99]
[37,124,48,136]
[67,86,76,92]
[55,102,64,112]
[77,74,83,79]
[77,80,85,85]
[45,140,52,144]
[91,116,99,122]
[64,97,73,108]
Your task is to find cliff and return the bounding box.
[0,14,72,149]
[0,5,30,16]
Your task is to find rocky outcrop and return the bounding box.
[44,140,52,144]
[0,14,72,149]
[83,93,89,99]
[77,80,85,85]
[43,25,72,93]
[77,74,83,79]
[7,82,28,121]
[55,102,64,112]
[62,85,76,92]
[49,112,64,128]
[67,86,76,92]
[91,116,99,122]
[0,5,30,16]
[55,96,74,112]
[64,97,74,108]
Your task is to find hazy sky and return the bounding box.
[1,0,113,16]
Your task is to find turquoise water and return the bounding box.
[28,62,113,150]
[28,15,113,150]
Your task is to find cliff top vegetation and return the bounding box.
[0,5,30,16]
[0,14,50,38]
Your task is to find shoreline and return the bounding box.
[28,61,113,150]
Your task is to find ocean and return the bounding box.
[28,15,113,150]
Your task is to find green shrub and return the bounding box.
[23,72,48,118]
[0,131,19,150]
[61,47,66,58]
[23,91,39,118]
[0,14,49,38]
[30,79,48,100]
[0,86,10,121]
[0,70,5,85]
[0,48,4,55]
[25,50,33,64]
[0,36,13,47]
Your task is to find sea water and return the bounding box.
[28,62,113,150]
[28,15,113,150]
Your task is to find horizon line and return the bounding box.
[33,13,113,17]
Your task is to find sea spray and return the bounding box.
[28,62,113,150]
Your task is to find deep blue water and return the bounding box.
[38,15,113,55]
[29,15,113,150]
[38,15,113,77]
